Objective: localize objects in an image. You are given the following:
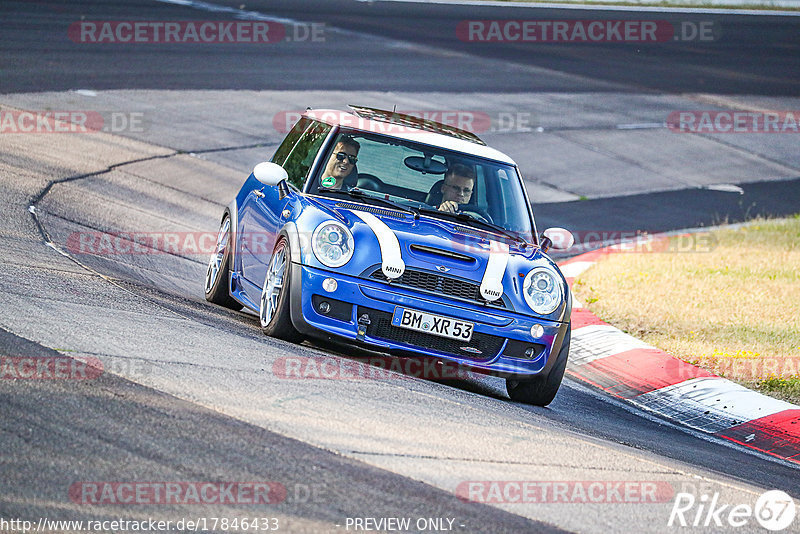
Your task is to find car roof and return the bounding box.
[303,107,516,165]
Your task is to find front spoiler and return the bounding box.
[288,263,570,378]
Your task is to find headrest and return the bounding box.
[425,179,444,206]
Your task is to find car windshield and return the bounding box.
[312,130,534,241]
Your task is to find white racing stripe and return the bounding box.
[352,210,405,279]
[479,241,508,302]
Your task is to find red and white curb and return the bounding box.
[558,247,800,465]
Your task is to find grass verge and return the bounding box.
[572,215,800,404]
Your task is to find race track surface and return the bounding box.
[1,1,799,532]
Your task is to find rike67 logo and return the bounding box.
[669,490,796,531]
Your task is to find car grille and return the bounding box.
[369,268,507,309]
[357,307,504,361]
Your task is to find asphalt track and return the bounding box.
[1,1,799,533]
[3,0,799,94]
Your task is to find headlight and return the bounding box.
[312,221,354,268]
[522,268,563,315]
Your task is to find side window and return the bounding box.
[271,118,331,189]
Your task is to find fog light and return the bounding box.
[322,278,338,292]
[318,301,331,314]
[524,347,537,359]
[530,324,544,339]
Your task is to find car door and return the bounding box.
[239,118,332,291]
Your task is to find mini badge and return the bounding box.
[321,176,336,188]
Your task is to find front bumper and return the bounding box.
[289,263,569,377]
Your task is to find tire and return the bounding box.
[506,324,571,406]
[204,214,243,310]
[259,238,302,342]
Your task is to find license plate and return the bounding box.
[391,307,474,342]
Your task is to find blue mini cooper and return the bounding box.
[205,106,574,405]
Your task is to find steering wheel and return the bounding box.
[460,209,493,224]
[356,173,382,193]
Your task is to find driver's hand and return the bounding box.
[438,200,459,213]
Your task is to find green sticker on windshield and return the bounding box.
[321,176,336,188]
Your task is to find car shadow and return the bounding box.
[302,336,509,401]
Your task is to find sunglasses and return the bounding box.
[335,152,358,165]
[444,183,472,195]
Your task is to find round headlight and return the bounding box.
[522,268,563,315]
[312,222,354,268]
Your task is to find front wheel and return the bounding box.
[506,324,570,406]
[204,215,242,310]
[259,238,302,342]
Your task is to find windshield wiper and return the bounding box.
[417,207,525,244]
[322,188,416,216]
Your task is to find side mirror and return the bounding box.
[540,227,575,253]
[253,162,288,186]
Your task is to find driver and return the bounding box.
[438,163,476,213]
[319,136,360,190]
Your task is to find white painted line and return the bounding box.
[156,0,303,24]
[616,122,665,130]
[706,183,745,194]
[559,260,595,278]
[358,0,800,16]
[633,377,798,434]
[569,324,655,366]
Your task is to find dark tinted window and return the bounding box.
[271,118,331,189]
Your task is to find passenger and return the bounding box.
[319,136,360,190]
